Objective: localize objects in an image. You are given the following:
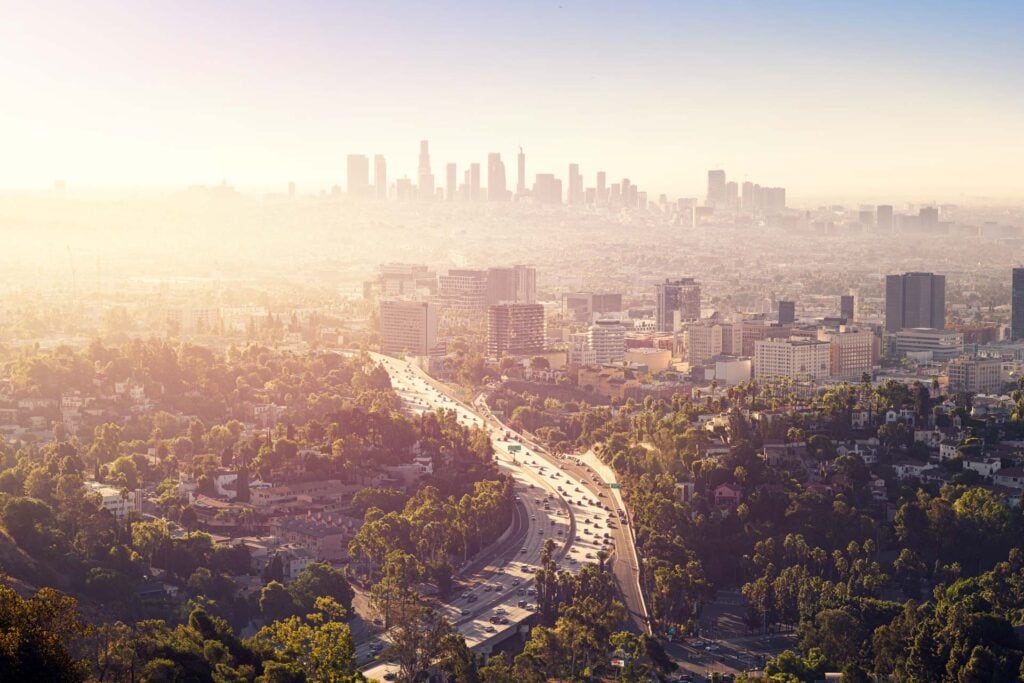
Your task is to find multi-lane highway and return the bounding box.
[359,354,628,680]
[472,395,650,634]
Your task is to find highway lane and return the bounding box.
[473,394,651,634]
[360,354,591,680]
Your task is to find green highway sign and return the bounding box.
[508,445,522,453]
[608,482,622,489]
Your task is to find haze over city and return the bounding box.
[3,1,1023,201]
[7,3,1024,683]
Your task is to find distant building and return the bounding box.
[655,278,701,332]
[707,170,726,206]
[588,319,626,365]
[840,294,855,321]
[486,265,536,305]
[373,155,387,199]
[1012,268,1024,341]
[439,269,488,312]
[877,205,894,231]
[754,338,831,382]
[446,163,457,201]
[379,300,438,357]
[516,148,526,195]
[487,304,545,358]
[891,328,963,360]
[562,292,622,321]
[487,153,507,201]
[819,326,875,380]
[85,481,141,522]
[346,154,370,196]
[885,272,946,332]
[684,321,725,365]
[778,300,796,324]
[417,140,434,199]
[533,173,562,204]
[947,356,1003,394]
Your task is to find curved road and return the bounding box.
[360,354,618,680]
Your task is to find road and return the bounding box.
[359,354,619,680]
[474,397,651,634]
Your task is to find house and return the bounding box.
[885,408,916,427]
[963,457,1001,477]
[851,409,872,431]
[893,461,928,481]
[993,467,1024,490]
[675,481,696,502]
[713,484,742,507]
[270,511,360,562]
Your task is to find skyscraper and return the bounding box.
[346,154,370,196]
[885,272,946,332]
[877,205,894,231]
[379,300,438,357]
[919,206,939,231]
[568,164,583,204]
[470,163,481,201]
[655,278,701,332]
[373,155,387,200]
[487,153,507,201]
[417,140,434,199]
[446,163,456,201]
[1011,268,1024,340]
[707,170,726,206]
[596,171,607,203]
[840,294,855,321]
[516,147,526,195]
[778,300,796,324]
[487,303,545,358]
[533,174,561,204]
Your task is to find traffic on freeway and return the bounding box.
[360,354,624,679]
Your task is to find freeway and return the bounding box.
[359,354,618,680]
[472,395,651,634]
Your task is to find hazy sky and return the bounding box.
[2,1,1022,202]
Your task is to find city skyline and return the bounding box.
[2,2,1023,201]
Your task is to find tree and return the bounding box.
[260,581,299,622]
[289,562,354,615]
[0,586,89,681]
[251,597,359,683]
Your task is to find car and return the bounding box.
[526,588,535,595]
[384,674,397,681]
[529,515,535,520]
[585,552,593,558]
[460,609,470,616]
[467,594,478,602]
[557,529,563,536]
[483,585,492,592]
[517,599,528,608]
[461,592,470,599]
[520,547,528,554]
[495,606,506,615]
[705,644,720,652]
[498,616,509,624]
[538,529,544,535]
[484,625,496,633]
[512,578,520,585]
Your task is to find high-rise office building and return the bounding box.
[446,163,457,201]
[470,163,481,201]
[486,265,536,305]
[919,206,939,231]
[533,174,562,204]
[840,294,855,321]
[725,181,738,209]
[596,171,607,203]
[417,140,434,199]
[568,164,583,204]
[1011,268,1024,340]
[346,155,370,196]
[707,170,726,206]
[379,300,438,357]
[778,300,796,324]
[516,148,526,195]
[588,319,626,364]
[655,278,701,332]
[487,303,545,358]
[439,269,488,312]
[373,155,387,200]
[754,338,831,382]
[885,272,946,332]
[877,205,894,231]
[487,153,507,201]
